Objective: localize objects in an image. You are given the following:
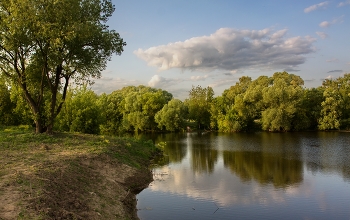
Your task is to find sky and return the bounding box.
[92,0,350,100]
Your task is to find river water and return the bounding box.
[136,132,350,220]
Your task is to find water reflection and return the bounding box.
[139,133,188,164]
[301,132,350,182]
[191,143,218,174]
[223,151,302,188]
[138,132,350,220]
[142,131,350,182]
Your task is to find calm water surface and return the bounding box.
[137,132,350,220]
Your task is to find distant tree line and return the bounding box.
[1,72,350,134]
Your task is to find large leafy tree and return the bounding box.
[98,91,125,135]
[299,87,324,130]
[185,85,214,130]
[261,72,304,131]
[318,74,350,130]
[121,86,173,132]
[155,99,188,131]
[215,76,254,132]
[55,86,101,134]
[0,0,125,133]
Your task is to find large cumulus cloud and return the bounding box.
[134,28,316,73]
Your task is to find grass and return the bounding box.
[0,125,159,219]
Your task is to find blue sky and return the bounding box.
[92,0,350,99]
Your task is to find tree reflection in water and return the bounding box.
[223,151,303,188]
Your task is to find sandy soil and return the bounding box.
[0,146,153,220]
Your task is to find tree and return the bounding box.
[0,0,125,133]
[98,91,125,135]
[121,86,173,132]
[0,77,16,125]
[185,86,214,130]
[261,72,304,132]
[215,76,254,132]
[155,99,188,131]
[318,74,350,130]
[55,86,101,134]
[299,87,324,130]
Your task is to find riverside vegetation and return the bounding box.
[0,125,160,219]
[2,72,350,134]
[1,0,350,219]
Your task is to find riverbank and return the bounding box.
[0,126,158,220]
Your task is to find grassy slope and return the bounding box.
[0,126,158,220]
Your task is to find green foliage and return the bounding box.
[261,72,304,131]
[0,0,125,133]
[55,86,101,134]
[97,92,124,135]
[0,77,16,125]
[214,76,264,132]
[298,87,324,130]
[2,70,350,134]
[121,86,173,132]
[318,74,350,130]
[155,99,188,131]
[185,85,214,130]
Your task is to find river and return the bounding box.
[136,131,350,220]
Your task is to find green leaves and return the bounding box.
[155,99,188,131]
[121,86,173,132]
[0,0,125,133]
[261,72,304,131]
[55,86,101,134]
[318,74,350,130]
[185,86,214,130]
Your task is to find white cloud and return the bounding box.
[148,75,164,87]
[338,0,350,7]
[92,76,140,94]
[135,28,316,73]
[319,16,344,28]
[304,1,329,13]
[316,32,328,39]
[319,21,331,28]
[148,75,183,88]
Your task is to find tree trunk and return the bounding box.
[35,118,45,133]
[46,124,53,134]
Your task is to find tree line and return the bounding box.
[2,1,348,134]
[1,71,350,134]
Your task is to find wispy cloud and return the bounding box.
[190,74,209,81]
[135,28,316,73]
[338,0,350,7]
[326,58,339,63]
[92,76,141,94]
[147,75,216,99]
[209,78,238,88]
[316,32,328,39]
[327,70,342,73]
[148,74,210,88]
[319,16,344,28]
[284,68,300,72]
[304,1,329,13]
